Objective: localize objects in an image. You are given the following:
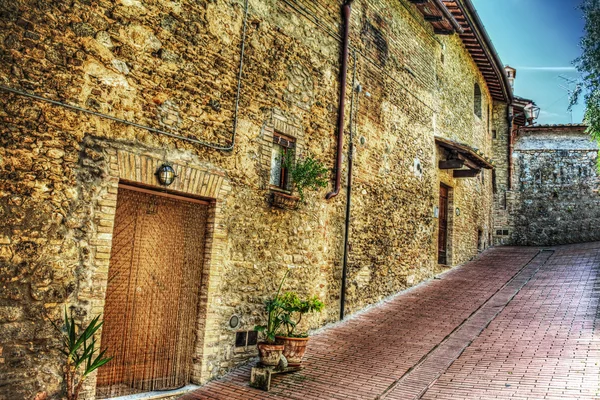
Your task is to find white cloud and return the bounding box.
[539,110,562,118]
[516,66,577,72]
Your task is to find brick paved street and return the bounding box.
[182,244,600,400]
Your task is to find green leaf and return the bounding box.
[84,348,112,377]
[280,152,329,202]
[55,309,112,385]
[572,0,600,141]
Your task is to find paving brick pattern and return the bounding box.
[421,243,600,400]
[181,244,600,400]
[380,249,554,400]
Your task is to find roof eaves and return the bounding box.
[442,0,512,103]
[459,0,513,103]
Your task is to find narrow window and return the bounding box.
[270,133,295,190]
[474,83,482,118]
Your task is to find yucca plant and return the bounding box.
[254,270,290,344]
[51,308,112,400]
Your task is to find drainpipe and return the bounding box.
[507,103,513,190]
[326,0,354,200]
[339,132,353,320]
[340,51,358,321]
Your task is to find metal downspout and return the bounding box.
[340,51,358,321]
[507,103,513,190]
[326,0,354,200]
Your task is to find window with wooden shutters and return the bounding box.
[270,133,295,190]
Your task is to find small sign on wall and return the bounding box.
[433,206,439,218]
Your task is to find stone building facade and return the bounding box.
[492,92,530,246]
[493,124,600,246]
[0,0,510,398]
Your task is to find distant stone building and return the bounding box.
[493,124,600,246]
[492,86,537,245]
[0,0,513,399]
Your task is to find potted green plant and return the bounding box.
[275,292,324,367]
[254,271,289,366]
[271,152,329,209]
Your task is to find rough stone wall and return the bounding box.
[0,0,498,398]
[434,33,494,265]
[509,127,600,245]
[491,101,511,245]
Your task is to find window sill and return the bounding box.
[269,185,292,195]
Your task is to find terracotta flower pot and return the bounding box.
[275,336,309,367]
[257,342,284,366]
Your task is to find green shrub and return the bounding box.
[281,151,329,201]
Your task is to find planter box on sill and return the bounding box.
[270,190,300,210]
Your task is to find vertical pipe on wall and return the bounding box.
[507,103,513,191]
[326,0,354,200]
[340,51,358,321]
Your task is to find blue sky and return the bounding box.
[472,0,586,124]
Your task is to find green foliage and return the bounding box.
[281,151,329,201]
[254,271,325,341]
[51,308,112,400]
[254,270,290,344]
[570,0,600,139]
[277,292,324,337]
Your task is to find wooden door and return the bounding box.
[438,184,449,265]
[96,187,208,398]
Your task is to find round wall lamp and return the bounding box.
[156,163,177,186]
[455,208,461,216]
[228,314,241,329]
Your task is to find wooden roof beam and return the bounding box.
[424,15,444,22]
[453,169,481,178]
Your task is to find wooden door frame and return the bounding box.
[119,182,213,206]
[78,140,233,399]
[96,184,211,396]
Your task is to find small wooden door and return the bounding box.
[96,187,209,398]
[438,184,449,264]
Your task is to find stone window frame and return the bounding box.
[474,82,482,119]
[78,138,232,398]
[259,110,305,193]
[270,132,297,191]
